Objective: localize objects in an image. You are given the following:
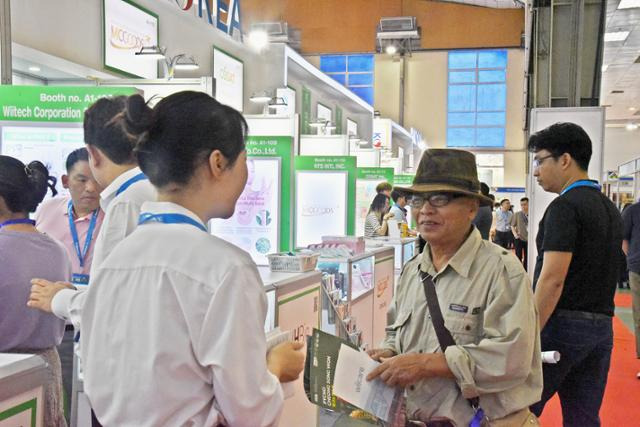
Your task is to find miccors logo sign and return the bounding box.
[110,24,152,50]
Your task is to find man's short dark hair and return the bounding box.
[480,182,490,196]
[65,148,89,173]
[500,198,510,205]
[489,194,496,201]
[390,189,405,203]
[528,122,592,171]
[376,182,393,193]
[520,197,529,203]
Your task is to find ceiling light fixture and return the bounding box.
[385,45,398,55]
[248,30,269,50]
[28,66,41,72]
[172,55,199,71]
[629,107,637,112]
[135,45,167,59]
[618,0,640,9]
[601,64,609,72]
[249,90,273,104]
[626,123,639,131]
[604,31,630,42]
[267,97,288,110]
[309,118,328,128]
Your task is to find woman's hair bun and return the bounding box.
[25,160,57,211]
[124,94,153,134]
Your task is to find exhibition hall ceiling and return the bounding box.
[602,0,640,122]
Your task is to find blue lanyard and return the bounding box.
[68,200,99,268]
[115,172,147,196]
[0,218,36,228]
[138,213,208,233]
[560,179,601,195]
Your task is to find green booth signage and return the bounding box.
[0,86,137,123]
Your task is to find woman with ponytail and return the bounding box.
[28,94,156,330]
[27,94,157,427]
[0,156,71,427]
[31,92,305,426]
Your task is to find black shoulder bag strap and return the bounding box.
[419,267,480,410]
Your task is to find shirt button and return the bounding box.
[418,349,423,353]
[465,325,471,331]
[502,251,508,255]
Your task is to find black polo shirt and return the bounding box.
[533,185,622,316]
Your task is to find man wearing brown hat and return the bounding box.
[367,149,542,426]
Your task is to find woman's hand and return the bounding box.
[27,279,75,313]
[383,212,395,221]
[267,341,306,383]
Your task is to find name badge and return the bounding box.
[449,303,468,313]
[71,274,90,286]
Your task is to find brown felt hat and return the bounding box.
[395,149,493,207]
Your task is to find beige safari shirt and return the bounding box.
[382,228,542,425]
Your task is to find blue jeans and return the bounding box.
[530,310,613,427]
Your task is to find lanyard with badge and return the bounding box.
[560,179,601,195]
[68,200,99,286]
[116,172,147,196]
[138,212,208,232]
[0,218,36,228]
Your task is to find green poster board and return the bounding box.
[358,167,395,182]
[0,86,138,195]
[301,86,311,135]
[247,136,293,253]
[393,174,415,187]
[294,156,357,246]
[0,86,138,123]
[335,106,343,134]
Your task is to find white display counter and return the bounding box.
[0,353,47,427]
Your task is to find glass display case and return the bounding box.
[316,252,375,304]
[366,237,417,271]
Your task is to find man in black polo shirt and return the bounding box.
[528,122,622,426]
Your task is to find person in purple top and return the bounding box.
[0,156,72,427]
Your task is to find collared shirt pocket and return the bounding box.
[444,313,480,345]
[385,310,412,353]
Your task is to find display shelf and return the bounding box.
[0,353,47,427]
[258,267,323,426]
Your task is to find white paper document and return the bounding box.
[333,344,399,422]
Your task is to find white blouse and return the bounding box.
[79,202,283,426]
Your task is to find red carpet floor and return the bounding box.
[615,292,633,309]
[538,316,640,426]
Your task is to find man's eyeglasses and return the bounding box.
[409,193,465,209]
[532,154,555,169]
